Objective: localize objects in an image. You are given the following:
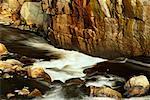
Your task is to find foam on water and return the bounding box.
[21,40,106,82]
[32,43,106,82]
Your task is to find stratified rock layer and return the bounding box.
[0,0,150,58]
[44,0,150,58]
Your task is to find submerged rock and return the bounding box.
[65,78,85,85]
[60,78,88,99]
[85,73,125,90]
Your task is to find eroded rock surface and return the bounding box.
[44,0,150,58]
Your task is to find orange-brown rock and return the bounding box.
[0,43,8,55]
[44,0,150,58]
[90,86,122,99]
[27,67,51,83]
[28,89,42,97]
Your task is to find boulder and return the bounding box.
[6,0,20,12]
[90,86,122,99]
[20,2,46,27]
[124,75,150,97]
[0,3,12,25]
[0,43,8,55]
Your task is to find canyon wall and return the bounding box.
[0,0,150,58]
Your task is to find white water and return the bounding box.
[4,39,149,100]
[21,40,107,82]
[11,38,150,100]
[32,44,107,82]
[25,42,110,100]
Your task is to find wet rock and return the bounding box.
[2,73,13,78]
[5,59,23,66]
[89,86,122,99]
[0,43,8,56]
[0,60,27,77]
[83,60,150,80]
[62,78,87,99]
[0,76,50,99]
[124,75,150,97]
[19,56,38,65]
[85,73,125,90]
[27,67,51,83]
[65,78,85,85]
[62,84,88,99]
[0,59,51,99]
[6,93,15,99]
[28,67,45,78]
[0,59,26,75]
[28,88,42,97]
[0,59,23,69]
[18,87,30,96]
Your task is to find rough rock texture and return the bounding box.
[42,0,150,57]
[43,0,150,58]
[20,2,46,27]
[0,0,150,58]
[0,43,8,55]
[124,75,150,97]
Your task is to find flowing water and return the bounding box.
[0,25,150,100]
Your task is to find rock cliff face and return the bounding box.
[0,0,150,58]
